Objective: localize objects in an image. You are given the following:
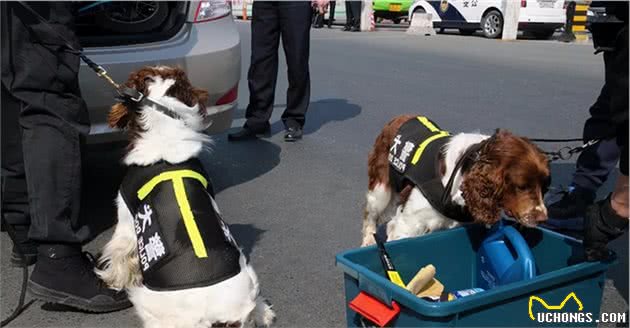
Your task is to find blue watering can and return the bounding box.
[477,220,536,290]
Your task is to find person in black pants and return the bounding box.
[1,2,130,312]
[344,0,361,31]
[546,1,628,260]
[228,1,312,142]
[546,58,621,224]
[583,20,628,260]
[546,3,622,224]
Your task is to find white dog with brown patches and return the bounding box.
[362,115,550,246]
[95,66,275,328]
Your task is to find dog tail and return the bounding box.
[253,296,275,327]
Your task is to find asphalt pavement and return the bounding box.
[1,22,628,327]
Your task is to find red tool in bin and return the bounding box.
[349,292,401,327]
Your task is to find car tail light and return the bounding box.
[215,85,238,105]
[194,0,231,23]
[521,0,527,7]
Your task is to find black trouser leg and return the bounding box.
[1,2,91,244]
[244,1,280,132]
[573,52,621,191]
[345,1,352,27]
[328,1,336,26]
[279,1,311,129]
[349,1,362,28]
[609,25,628,175]
[1,84,30,227]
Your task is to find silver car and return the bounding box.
[77,1,240,141]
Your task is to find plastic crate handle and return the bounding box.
[349,291,401,327]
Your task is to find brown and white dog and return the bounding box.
[361,114,550,246]
[95,66,275,327]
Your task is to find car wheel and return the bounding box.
[459,28,476,36]
[393,18,401,24]
[481,9,503,38]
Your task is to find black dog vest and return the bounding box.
[389,116,473,222]
[120,159,241,291]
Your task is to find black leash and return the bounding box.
[16,1,185,121]
[441,139,487,207]
[528,136,614,161]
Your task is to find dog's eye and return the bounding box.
[144,77,154,83]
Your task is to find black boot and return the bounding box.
[583,196,629,261]
[28,244,132,313]
[547,185,595,219]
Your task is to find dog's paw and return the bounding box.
[253,297,275,327]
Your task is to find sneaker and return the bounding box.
[583,196,629,261]
[28,244,132,313]
[547,185,596,219]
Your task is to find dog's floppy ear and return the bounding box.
[461,160,504,224]
[108,103,130,129]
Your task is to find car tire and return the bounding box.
[459,28,476,36]
[481,9,503,39]
[393,18,401,24]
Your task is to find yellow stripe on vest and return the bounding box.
[417,116,440,132]
[411,116,450,165]
[137,170,209,258]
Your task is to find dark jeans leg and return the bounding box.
[1,2,91,244]
[1,84,30,226]
[244,1,280,132]
[573,52,621,192]
[279,1,311,129]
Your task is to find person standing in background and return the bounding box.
[228,1,313,142]
[344,0,361,32]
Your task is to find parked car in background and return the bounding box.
[76,1,240,141]
[373,0,414,23]
[408,0,565,39]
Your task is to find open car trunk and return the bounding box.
[76,1,188,47]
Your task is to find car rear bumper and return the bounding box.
[80,15,240,138]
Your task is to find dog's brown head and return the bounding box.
[461,129,550,227]
[108,66,209,131]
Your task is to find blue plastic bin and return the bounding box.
[335,224,616,327]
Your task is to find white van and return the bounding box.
[408,0,565,39]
